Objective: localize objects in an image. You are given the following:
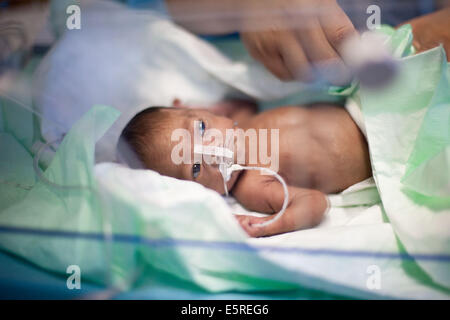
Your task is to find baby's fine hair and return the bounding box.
[118,106,170,169]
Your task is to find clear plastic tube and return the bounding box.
[226,164,289,228]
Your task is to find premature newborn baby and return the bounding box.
[120,101,371,237]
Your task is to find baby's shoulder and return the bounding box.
[248,106,310,129]
[262,105,309,118]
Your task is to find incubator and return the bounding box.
[0,0,449,300]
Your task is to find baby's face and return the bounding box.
[150,108,241,194]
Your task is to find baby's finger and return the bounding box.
[234,215,268,237]
[240,215,289,237]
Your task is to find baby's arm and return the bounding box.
[233,173,328,237]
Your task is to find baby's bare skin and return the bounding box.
[229,104,371,236]
[125,102,371,237]
[238,104,371,194]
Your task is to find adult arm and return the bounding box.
[401,7,450,61]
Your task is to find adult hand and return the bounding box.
[401,8,450,61]
[238,0,357,84]
[166,0,358,84]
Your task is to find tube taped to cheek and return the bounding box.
[193,144,233,159]
[194,143,290,228]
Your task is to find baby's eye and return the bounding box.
[199,120,206,136]
[192,163,201,179]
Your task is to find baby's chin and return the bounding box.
[223,169,242,195]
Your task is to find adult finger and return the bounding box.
[241,32,294,80]
[278,32,313,82]
[319,0,359,57]
[295,17,351,85]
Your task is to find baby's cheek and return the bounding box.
[199,171,225,195]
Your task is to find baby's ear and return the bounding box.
[172,98,187,108]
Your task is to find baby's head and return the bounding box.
[120,107,240,194]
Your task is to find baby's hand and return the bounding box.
[234,188,328,237]
[235,214,269,237]
[235,213,311,238]
[233,169,328,237]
